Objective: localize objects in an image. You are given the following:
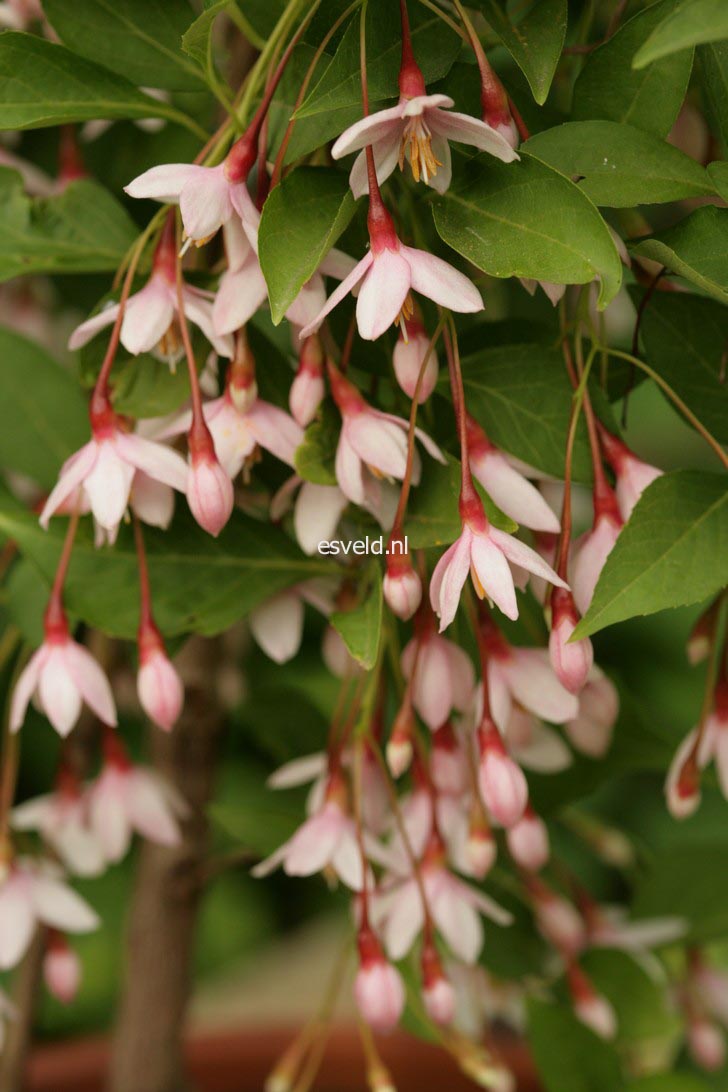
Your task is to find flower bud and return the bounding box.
[392,321,438,402]
[665,731,702,819]
[506,806,549,872]
[466,804,497,879]
[383,552,421,620]
[688,1018,726,1071]
[137,624,183,732]
[549,588,593,694]
[431,722,468,795]
[529,878,585,955]
[290,336,325,426]
[572,482,623,615]
[387,698,414,778]
[187,431,234,537]
[421,942,455,1026]
[478,720,528,828]
[568,962,616,1040]
[227,334,258,413]
[354,927,405,1032]
[43,933,81,1005]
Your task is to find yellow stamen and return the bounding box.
[470,562,486,600]
[398,116,442,185]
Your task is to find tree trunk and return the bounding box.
[0,929,45,1092]
[108,639,225,1092]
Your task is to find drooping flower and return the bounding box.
[355,925,406,1032]
[290,336,325,427]
[327,361,444,505]
[477,718,528,828]
[571,480,624,616]
[567,961,617,1040]
[11,767,105,877]
[480,619,579,730]
[248,581,335,665]
[375,834,512,965]
[69,215,232,362]
[526,876,586,956]
[10,603,116,738]
[43,931,81,1004]
[332,63,517,199]
[137,620,184,732]
[466,416,560,533]
[392,318,439,403]
[503,706,573,774]
[271,475,351,556]
[506,806,550,872]
[401,618,475,731]
[0,858,99,971]
[563,667,619,758]
[598,427,662,522]
[430,489,567,631]
[383,549,422,620]
[300,194,483,342]
[421,940,456,1025]
[549,587,593,695]
[40,402,189,544]
[688,1017,726,1071]
[88,734,188,864]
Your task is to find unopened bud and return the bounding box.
[549,588,592,694]
[228,334,257,413]
[355,926,406,1032]
[187,427,234,537]
[387,699,414,778]
[383,552,421,620]
[137,622,183,732]
[290,337,325,426]
[466,805,497,879]
[506,806,549,872]
[392,321,438,402]
[478,719,528,828]
[689,1017,727,1071]
[43,933,81,1004]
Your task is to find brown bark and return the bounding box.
[0,929,45,1092]
[107,638,225,1092]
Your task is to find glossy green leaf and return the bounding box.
[636,291,728,442]
[0,328,88,489]
[259,167,356,325]
[632,843,728,942]
[296,0,460,121]
[630,206,728,303]
[230,0,287,49]
[524,121,712,206]
[477,0,568,104]
[404,455,517,549]
[633,0,728,69]
[697,41,728,152]
[582,950,680,1046]
[294,400,339,486]
[575,472,728,638]
[0,169,138,282]
[629,1077,712,1092]
[331,561,382,669]
[527,998,623,1092]
[181,0,231,86]
[0,32,197,131]
[572,0,693,137]
[708,160,728,201]
[43,0,204,91]
[459,344,592,481]
[0,492,332,640]
[433,153,623,309]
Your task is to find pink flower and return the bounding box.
[666,681,728,818]
[300,200,483,342]
[481,622,579,729]
[11,770,105,877]
[571,482,623,616]
[328,362,444,505]
[290,336,325,427]
[430,490,567,631]
[137,624,183,732]
[401,624,475,731]
[332,84,517,199]
[477,719,528,828]
[549,587,593,694]
[0,858,99,971]
[248,582,334,664]
[354,927,406,1032]
[688,1018,726,1071]
[252,772,380,891]
[187,443,234,537]
[599,427,662,522]
[40,410,188,543]
[527,877,585,956]
[271,475,350,556]
[506,806,549,871]
[466,416,560,534]
[11,611,116,738]
[582,900,685,955]
[0,0,43,31]
[431,722,469,795]
[383,553,422,620]
[89,735,188,863]
[392,319,439,402]
[421,942,456,1025]
[503,706,573,773]
[567,962,617,1040]
[564,667,618,758]
[43,932,81,1004]
[376,836,512,964]
[68,260,232,363]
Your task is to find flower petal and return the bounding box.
[470,531,518,620]
[299,253,373,339]
[429,110,519,163]
[249,592,305,664]
[401,244,483,313]
[62,641,117,727]
[125,163,201,203]
[68,303,119,351]
[332,106,405,158]
[356,250,411,340]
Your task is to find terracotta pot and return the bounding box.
[27,1025,541,1091]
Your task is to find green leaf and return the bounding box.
[0,328,88,490]
[181,0,230,81]
[108,356,193,419]
[294,400,339,486]
[572,0,694,137]
[527,998,623,1092]
[524,121,713,206]
[636,291,728,443]
[477,0,568,104]
[630,206,728,303]
[42,0,204,91]
[629,1077,712,1092]
[575,471,728,638]
[433,153,622,309]
[210,773,302,858]
[632,844,728,943]
[404,455,517,549]
[0,492,332,640]
[296,0,460,121]
[0,32,197,131]
[0,168,138,282]
[633,0,728,69]
[708,160,728,201]
[331,562,382,669]
[459,344,592,481]
[259,167,356,325]
[230,0,286,49]
[582,950,680,1046]
[697,42,728,153]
